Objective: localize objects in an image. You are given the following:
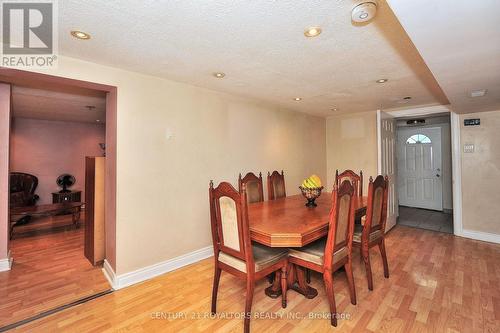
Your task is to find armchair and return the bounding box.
[10,172,40,208]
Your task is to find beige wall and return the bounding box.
[460,110,500,235]
[24,56,326,274]
[326,112,378,193]
[10,118,105,205]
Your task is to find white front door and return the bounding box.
[378,111,398,231]
[397,127,443,211]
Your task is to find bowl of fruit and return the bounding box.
[299,174,324,207]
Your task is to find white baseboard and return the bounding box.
[102,246,214,290]
[460,229,500,244]
[102,259,117,288]
[0,251,13,272]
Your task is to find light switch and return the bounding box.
[463,143,474,153]
[165,129,174,140]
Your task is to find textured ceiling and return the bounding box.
[387,0,500,114]
[12,86,106,123]
[58,0,448,116]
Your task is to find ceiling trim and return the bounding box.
[385,104,451,118]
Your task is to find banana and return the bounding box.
[302,175,322,188]
[307,177,318,187]
[310,174,322,187]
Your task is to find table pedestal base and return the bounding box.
[265,264,318,299]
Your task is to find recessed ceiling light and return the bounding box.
[294,97,302,101]
[70,30,91,40]
[376,78,388,83]
[331,108,338,111]
[96,119,101,122]
[304,27,322,38]
[213,72,225,78]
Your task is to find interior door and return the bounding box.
[397,127,443,210]
[378,111,398,231]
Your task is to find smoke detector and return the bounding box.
[352,2,378,23]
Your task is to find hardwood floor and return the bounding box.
[0,214,110,328]
[11,225,500,332]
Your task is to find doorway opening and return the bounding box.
[0,69,117,329]
[395,114,453,234]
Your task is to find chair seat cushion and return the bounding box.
[218,243,287,273]
[288,239,348,266]
[352,224,383,243]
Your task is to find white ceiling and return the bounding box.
[387,0,500,114]
[12,86,106,123]
[58,0,448,116]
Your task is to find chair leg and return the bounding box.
[306,269,311,283]
[267,272,275,284]
[361,247,373,291]
[379,239,390,278]
[211,266,222,314]
[280,265,288,308]
[323,270,338,327]
[345,258,357,305]
[244,279,255,333]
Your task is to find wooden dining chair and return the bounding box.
[267,170,286,200]
[288,180,357,327]
[335,169,363,196]
[352,175,389,291]
[209,181,288,333]
[238,172,264,203]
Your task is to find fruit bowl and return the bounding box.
[299,186,324,207]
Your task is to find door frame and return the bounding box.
[450,112,463,238]
[378,106,463,237]
[0,68,118,272]
[0,84,12,271]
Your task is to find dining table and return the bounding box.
[248,193,368,299]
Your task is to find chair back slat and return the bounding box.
[335,169,363,196]
[363,175,389,236]
[209,181,252,262]
[267,170,286,200]
[238,172,264,203]
[324,180,356,270]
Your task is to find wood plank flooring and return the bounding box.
[0,215,110,328]
[10,225,500,332]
